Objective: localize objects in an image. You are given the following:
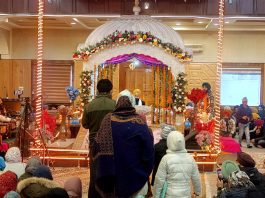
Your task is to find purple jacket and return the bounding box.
[236,104,253,124]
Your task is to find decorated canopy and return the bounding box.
[76,15,191,76]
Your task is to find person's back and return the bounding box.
[154,131,201,198]
[81,79,115,198]
[151,124,176,186]
[82,79,115,142]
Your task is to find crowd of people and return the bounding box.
[0,147,82,198]
[1,79,265,197]
[220,97,265,150]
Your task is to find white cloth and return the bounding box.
[154,131,201,198]
[4,162,26,178]
[0,115,11,122]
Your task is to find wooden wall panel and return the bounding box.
[58,0,73,14]
[185,63,217,93]
[256,0,265,15]
[12,0,28,13]
[28,0,37,13]
[44,0,58,14]
[88,0,106,14]
[12,60,31,97]
[225,0,237,15]
[0,0,11,13]
[75,0,89,14]
[112,64,119,100]
[206,0,219,15]
[0,60,12,98]
[239,0,254,14]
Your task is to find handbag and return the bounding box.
[160,181,168,198]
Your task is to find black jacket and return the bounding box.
[236,104,253,124]
[240,166,265,197]
[151,139,167,185]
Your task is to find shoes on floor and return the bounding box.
[247,145,253,148]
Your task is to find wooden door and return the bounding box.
[123,66,154,106]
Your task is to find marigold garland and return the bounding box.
[80,70,93,106]
[73,30,192,62]
[172,72,188,114]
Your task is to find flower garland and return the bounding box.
[195,130,214,151]
[172,72,188,114]
[80,70,93,106]
[73,30,192,62]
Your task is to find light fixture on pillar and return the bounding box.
[36,0,44,132]
[144,1,150,9]
[214,0,224,151]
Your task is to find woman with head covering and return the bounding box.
[4,147,26,178]
[151,123,176,186]
[19,156,42,181]
[0,171,18,198]
[64,176,82,198]
[258,105,265,121]
[217,170,256,198]
[154,131,201,198]
[92,90,154,198]
[236,152,265,196]
[17,165,59,198]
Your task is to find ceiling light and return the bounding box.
[214,23,219,26]
[73,18,78,21]
[197,21,203,24]
[71,22,76,25]
[225,21,230,24]
[176,22,181,26]
[144,2,150,9]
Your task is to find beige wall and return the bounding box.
[7,29,265,63]
[0,28,10,59]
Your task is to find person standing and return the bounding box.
[236,97,253,148]
[82,79,116,198]
[154,131,201,198]
[92,93,154,198]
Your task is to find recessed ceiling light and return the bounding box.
[214,23,219,26]
[71,22,76,25]
[225,21,230,24]
[176,22,181,26]
[197,21,203,24]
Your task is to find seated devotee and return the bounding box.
[249,118,264,140]
[154,131,201,198]
[64,176,82,198]
[133,89,145,106]
[19,156,42,181]
[216,170,256,198]
[17,165,60,198]
[220,107,241,153]
[46,187,69,198]
[151,123,176,186]
[4,147,26,178]
[237,152,265,196]
[258,105,265,121]
[92,91,154,198]
[252,131,265,148]
[0,171,18,198]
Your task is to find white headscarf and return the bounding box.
[117,89,135,107]
[5,147,22,163]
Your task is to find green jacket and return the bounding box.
[82,93,116,142]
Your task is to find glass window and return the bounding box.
[221,69,261,106]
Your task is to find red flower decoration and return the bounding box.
[187,88,207,104]
[195,119,215,133]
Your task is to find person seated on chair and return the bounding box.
[133,89,145,106]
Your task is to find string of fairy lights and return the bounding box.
[214,0,225,150]
[35,0,44,132]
